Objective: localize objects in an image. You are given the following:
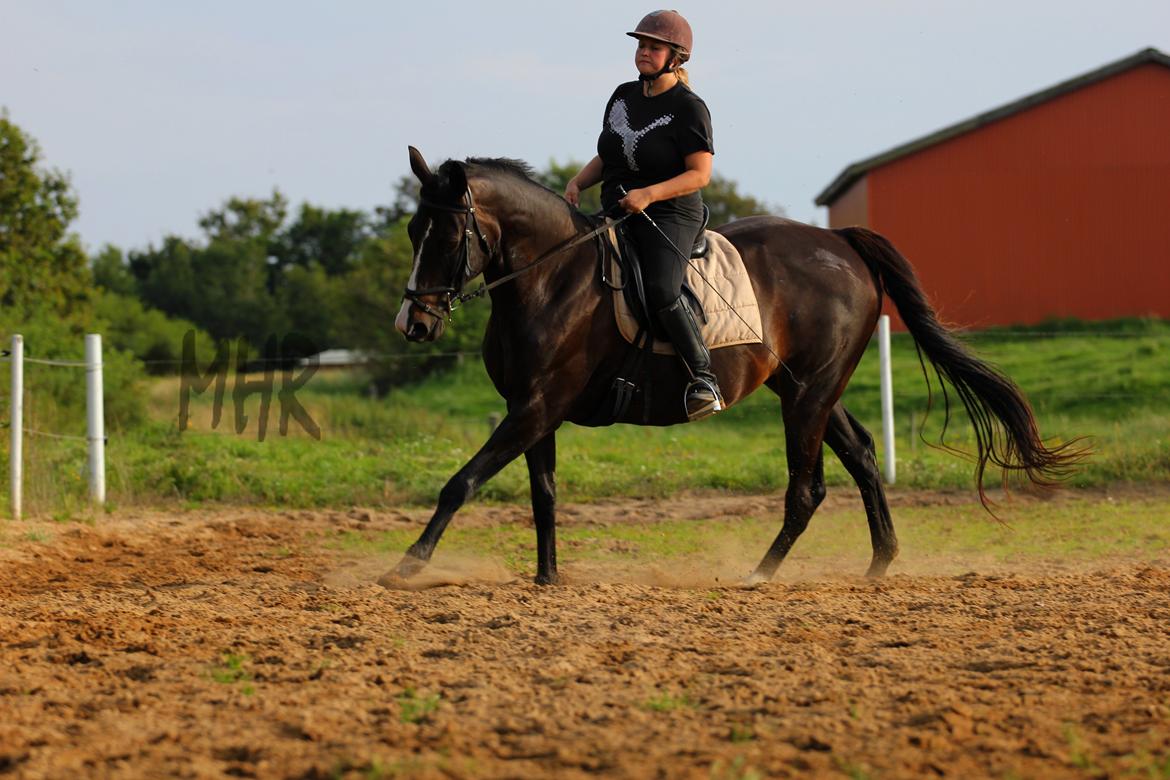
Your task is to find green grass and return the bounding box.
[4,318,1169,513]
[396,688,440,724]
[331,493,1170,580]
[710,756,764,780]
[209,653,255,696]
[643,691,698,712]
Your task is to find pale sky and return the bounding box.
[4,0,1169,252]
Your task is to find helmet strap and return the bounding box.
[639,55,679,87]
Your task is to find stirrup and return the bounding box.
[685,377,723,421]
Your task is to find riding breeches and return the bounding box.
[622,214,702,312]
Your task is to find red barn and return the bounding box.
[816,47,1170,328]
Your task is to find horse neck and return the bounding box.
[475,176,597,310]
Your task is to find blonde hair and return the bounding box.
[674,66,690,87]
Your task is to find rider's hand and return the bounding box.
[564,179,581,207]
[619,188,654,213]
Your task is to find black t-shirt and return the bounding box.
[597,80,714,222]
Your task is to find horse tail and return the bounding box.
[835,226,1086,506]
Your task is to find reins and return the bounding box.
[404,187,632,318]
[453,212,633,308]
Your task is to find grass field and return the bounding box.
[5,318,1169,515]
[324,490,1170,581]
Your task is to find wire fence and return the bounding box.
[2,334,106,519]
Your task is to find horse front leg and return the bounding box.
[383,404,557,582]
[525,432,558,585]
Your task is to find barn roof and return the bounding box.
[814,47,1170,207]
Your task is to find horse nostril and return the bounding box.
[407,322,428,341]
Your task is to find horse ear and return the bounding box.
[408,146,432,183]
[445,161,468,192]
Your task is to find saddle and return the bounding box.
[583,209,763,426]
[605,213,763,355]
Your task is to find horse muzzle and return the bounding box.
[395,298,446,342]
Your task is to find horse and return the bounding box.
[387,146,1082,586]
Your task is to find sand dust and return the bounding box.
[1,490,1168,778]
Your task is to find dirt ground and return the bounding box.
[1,492,1169,779]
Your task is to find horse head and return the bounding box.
[395,146,498,342]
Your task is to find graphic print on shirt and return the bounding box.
[606,99,674,172]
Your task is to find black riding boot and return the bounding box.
[656,296,723,421]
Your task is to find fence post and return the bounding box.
[878,315,896,485]
[85,334,105,505]
[10,334,22,519]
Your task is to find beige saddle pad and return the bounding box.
[608,229,763,355]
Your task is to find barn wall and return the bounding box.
[828,175,869,228]
[866,62,1170,329]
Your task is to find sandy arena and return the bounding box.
[1,493,1168,779]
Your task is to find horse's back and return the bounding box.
[714,216,882,378]
[716,215,880,319]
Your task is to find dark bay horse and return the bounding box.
[388,146,1081,585]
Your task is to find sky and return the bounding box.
[4,0,1169,252]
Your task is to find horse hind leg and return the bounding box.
[824,403,899,576]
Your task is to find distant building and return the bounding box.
[298,349,370,368]
[816,48,1170,328]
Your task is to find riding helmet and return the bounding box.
[627,10,692,62]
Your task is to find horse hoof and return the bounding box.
[376,571,406,589]
[533,572,561,586]
[743,570,771,587]
[377,555,427,587]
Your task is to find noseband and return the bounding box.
[402,186,493,321]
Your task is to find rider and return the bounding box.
[564,10,721,421]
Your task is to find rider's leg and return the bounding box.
[656,294,722,420]
[626,216,723,421]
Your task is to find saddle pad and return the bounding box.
[609,230,763,355]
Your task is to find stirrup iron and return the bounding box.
[685,376,722,421]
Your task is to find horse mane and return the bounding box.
[466,157,592,224]
[425,155,591,225]
[465,157,538,181]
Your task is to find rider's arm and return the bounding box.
[565,156,604,206]
[620,151,712,213]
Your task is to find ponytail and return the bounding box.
[674,66,690,87]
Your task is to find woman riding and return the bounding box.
[564,9,721,421]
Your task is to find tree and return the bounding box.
[272,203,372,277]
[537,160,602,214]
[197,191,288,243]
[91,244,138,297]
[129,193,294,352]
[0,113,143,427]
[698,171,782,226]
[0,113,91,320]
[375,174,422,227]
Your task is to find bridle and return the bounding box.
[402,184,632,323]
[401,185,493,321]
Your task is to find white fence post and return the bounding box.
[85,334,106,505]
[10,334,23,519]
[878,315,896,485]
